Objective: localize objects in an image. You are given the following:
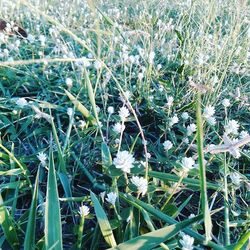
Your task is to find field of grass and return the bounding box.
[0,0,250,249]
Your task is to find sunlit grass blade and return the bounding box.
[0,169,23,176]
[64,89,96,124]
[90,191,117,247]
[148,171,219,190]
[233,230,250,250]
[45,150,63,250]
[196,93,212,242]
[119,193,224,250]
[0,194,19,250]
[109,214,202,250]
[24,167,40,250]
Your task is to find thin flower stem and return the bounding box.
[76,215,85,250]
[223,155,230,246]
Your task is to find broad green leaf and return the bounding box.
[109,215,202,250]
[45,150,63,250]
[90,191,117,247]
[119,193,224,250]
[24,168,40,250]
[0,194,19,250]
[196,93,212,242]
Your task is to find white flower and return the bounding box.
[37,152,47,166]
[166,96,174,107]
[186,124,196,136]
[138,72,144,80]
[222,98,230,108]
[27,34,35,43]
[66,78,73,88]
[148,51,155,64]
[181,112,189,120]
[203,105,215,119]
[94,60,102,70]
[240,130,249,139]
[16,98,28,108]
[67,108,74,117]
[79,120,86,129]
[118,106,130,121]
[207,116,216,126]
[181,157,195,172]
[163,140,173,151]
[169,115,179,127]
[107,106,114,115]
[230,172,242,186]
[224,120,239,135]
[120,91,131,103]
[131,176,148,196]
[113,123,125,134]
[180,233,194,250]
[79,205,90,217]
[39,35,46,46]
[113,151,135,173]
[105,192,117,205]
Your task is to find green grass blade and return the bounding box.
[148,171,219,190]
[119,193,224,250]
[90,191,117,247]
[233,230,250,250]
[24,167,40,250]
[45,150,63,250]
[109,215,202,250]
[196,93,212,242]
[0,194,19,250]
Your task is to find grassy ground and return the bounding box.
[0,0,249,249]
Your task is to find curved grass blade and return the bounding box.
[90,191,117,247]
[0,194,19,250]
[45,150,63,250]
[119,193,224,250]
[233,230,250,250]
[109,215,202,250]
[24,167,40,250]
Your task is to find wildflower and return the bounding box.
[37,152,47,166]
[138,72,144,81]
[180,233,194,250]
[169,115,179,127]
[16,98,28,108]
[113,151,135,173]
[207,116,216,126]
[148,51,155,64]
[240,130,249,139]
[118,106,130,121]
[224,120,239,135]
[39,35,46,46]
[181,157,195,172]
[181,112,189,120]
[186,124,196,136]
[203,105,215,119]
[131,176,148,196]
[222,98,230,108]
[67,108,74,117]
[120,91,131,103]
[230,172,242,186]
[66,78,73,88]
[166,96,174,107]
[146,152,151,159]
[107,106,114,115]
[105,192,117,205]
[79,205,90,217]
[113,123,125,133]
[94,60,102,70]
[163,140,173,151]
[79,120,86,129]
